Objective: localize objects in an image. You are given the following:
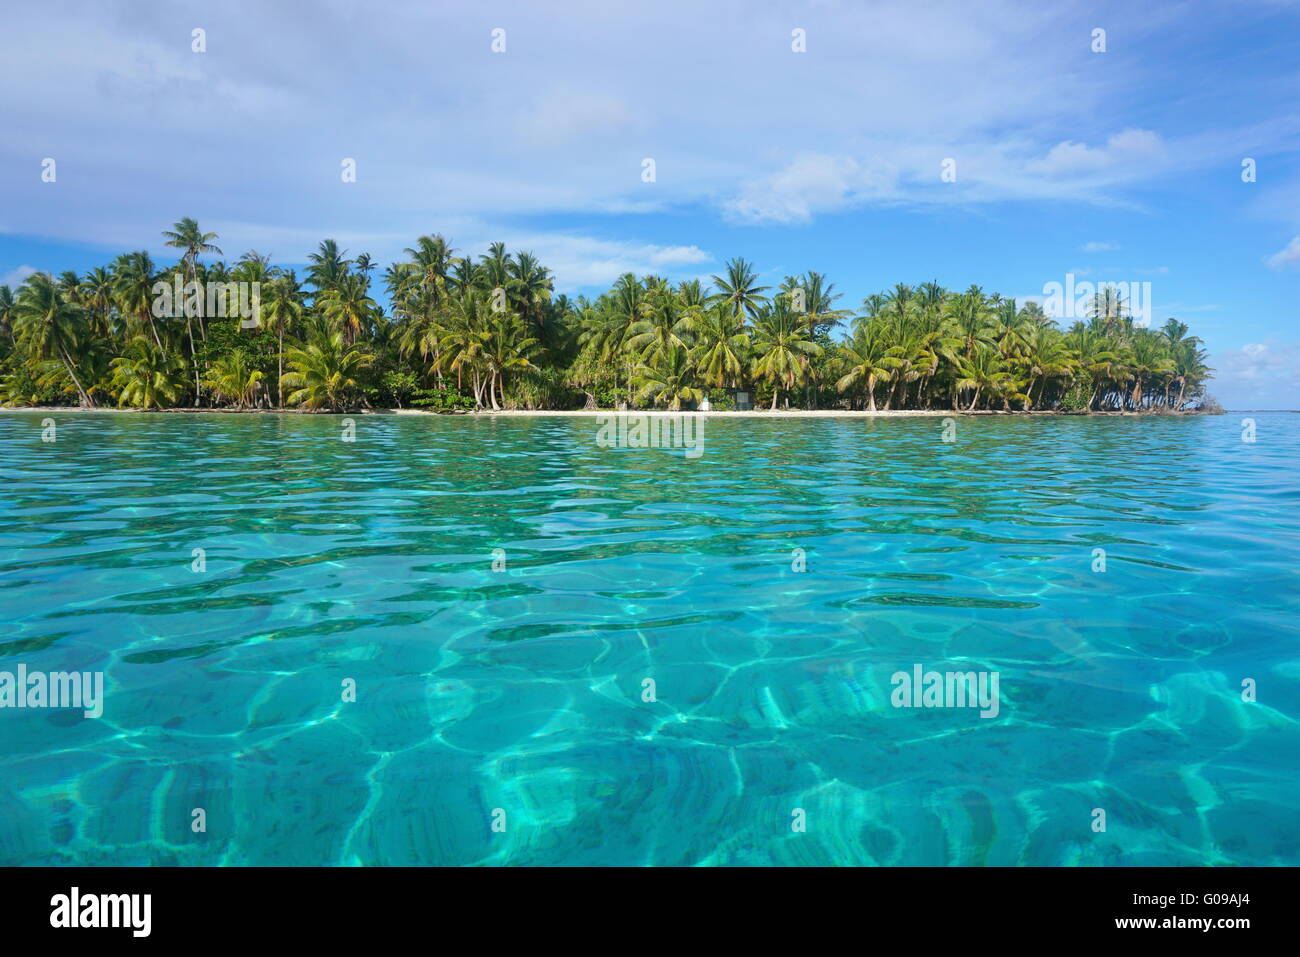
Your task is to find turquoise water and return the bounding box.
[1,410,1297,866]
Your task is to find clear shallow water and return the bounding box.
[1,410,1297,866]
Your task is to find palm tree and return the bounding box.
[162,218,223,276]
[954,345,1012,411]
[634,344,703,410]
[0,285,16,344]
[946,286,993,360]
[836,322,898,411]
[162,218,222,360]
[281,323,373,411]
[751,303,820,409]
[1089,285,1129,336]
[584,273,644,406]
[783,271,846,406]
[626,284,693,365]
[406,235,456,286]
[260,271,306,407]
[507,251,554,340]
[111,252,165,352]
[710,257,769,325]
[692,303,751,389]
[1127,329,1175,410]
[81,267,115,339]
[109,336,186,409]
[204,352,265,408]
[1019,325,1075,409]
[991,298,1024,357]
[479,309,539,410]
[12,273,94,406]
[307,239,353,298]
[319,273,379,344]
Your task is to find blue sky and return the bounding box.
[1,0,1298,407]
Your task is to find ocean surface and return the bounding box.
[1,410,1297,866]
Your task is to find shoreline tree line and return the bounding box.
[0,219,1214,414]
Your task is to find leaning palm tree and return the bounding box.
[111,251,166,352]
[11,273,94,406]
[162,218,222,351]
[109,336,187,409]
[161,221,220,401]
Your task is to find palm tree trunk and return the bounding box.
[867,374,877,412]
[58,344,93,407]
[145,309,165,353]
[277,329,284,408]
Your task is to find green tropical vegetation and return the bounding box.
[0,220,1215,413]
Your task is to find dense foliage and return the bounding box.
[0,220,1214,413]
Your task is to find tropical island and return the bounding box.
[0,219,1215,415]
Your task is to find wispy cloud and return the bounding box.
[1266,236,1300,269]
[0,0,1263,248]
[1029,129,1165,177]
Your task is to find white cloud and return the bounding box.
[647,245,710,266]
[725,153,898,224]
[1266,236,1300,269]
[0,0,1289,251]
[1,265,36,287]
[1031,129,1166,177]
[0,0,1200,247]
[1081,241,1120,252]
[1213,340,1300,408]
[475,233,713,290]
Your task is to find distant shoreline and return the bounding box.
[0,406,1229,418]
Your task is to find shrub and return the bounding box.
[1058,380,1091,413]
[411,385,474,412]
